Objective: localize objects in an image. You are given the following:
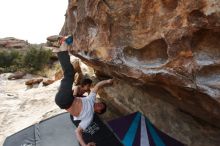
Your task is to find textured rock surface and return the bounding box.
[0,37,28,48]
[58,0,220,145]
[61,0,220,128]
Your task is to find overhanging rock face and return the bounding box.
[60,0,220,127]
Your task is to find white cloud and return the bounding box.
[0,0,68,43]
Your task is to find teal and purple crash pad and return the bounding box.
[108,112,185,146]
[4,112,184,146]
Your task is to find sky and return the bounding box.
[0,0,68,44]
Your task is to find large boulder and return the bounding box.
[60,0,220,145]
[0,37,28,49]
[62,0,220,126]
[46,35,62,48]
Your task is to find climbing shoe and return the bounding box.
[52,35,73,53]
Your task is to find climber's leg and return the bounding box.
[57,51,75,91]
[54,36,75,109]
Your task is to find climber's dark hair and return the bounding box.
[80,78,92,86]
[97,102,107,115]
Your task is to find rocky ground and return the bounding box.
[0,73,64,145]
[0,56,122,145]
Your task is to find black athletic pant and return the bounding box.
[57,51,75,90]
[55,51,76,109]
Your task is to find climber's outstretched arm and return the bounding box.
[91,79,113,94]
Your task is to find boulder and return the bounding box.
[0,37,28,49]
[60,0,220,145]
[46,35,62,48]
[61,0,220,128]
[8,72,26,80]
[43,79,55,86]
[46,35,62,42]
[25,78,43,86]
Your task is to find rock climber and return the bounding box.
[53,35,112,146]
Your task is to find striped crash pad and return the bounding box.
[4,112,184,146]
[108,112,185,146]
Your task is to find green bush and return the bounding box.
[0,46,53,73]
[0,50,22,68]
[23,47,53,72]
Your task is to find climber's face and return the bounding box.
[94,102,107,115]
[81,84,91,92]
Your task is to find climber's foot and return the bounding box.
[52,35,73,53]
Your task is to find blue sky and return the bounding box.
[0,0,67,43]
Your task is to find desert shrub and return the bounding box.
[0,50,22,68]
[0,46,53,73]
[23,47,53,72]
